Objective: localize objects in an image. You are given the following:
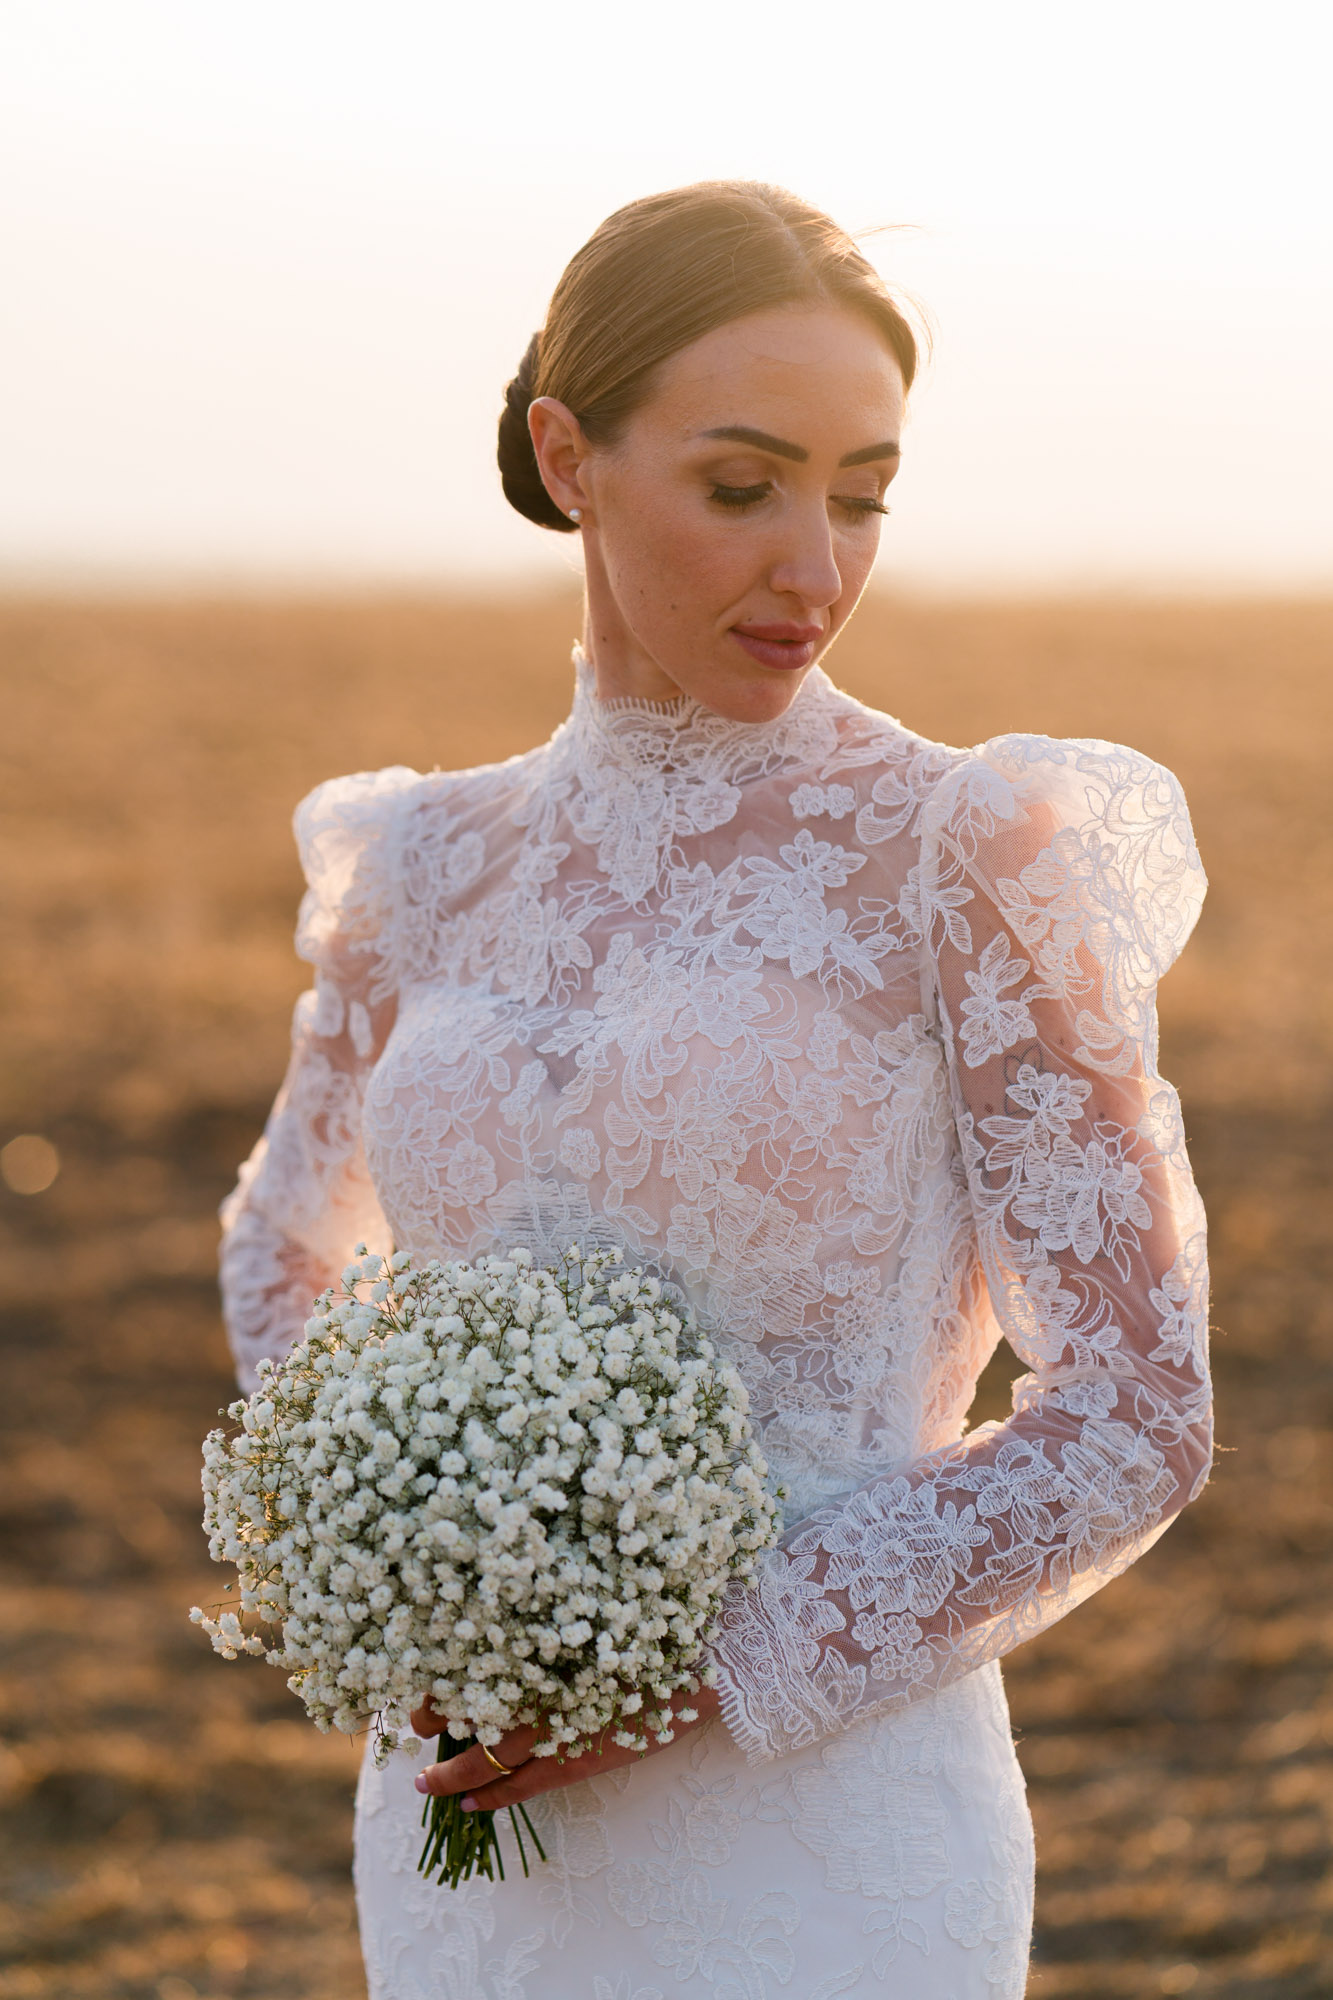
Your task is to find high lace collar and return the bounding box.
[564,644,841,786]
[548,647,847,905]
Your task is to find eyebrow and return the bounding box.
[701,425,901,468]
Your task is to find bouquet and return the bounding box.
[192,1244,780,1887]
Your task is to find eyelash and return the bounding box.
[708,481,889,521]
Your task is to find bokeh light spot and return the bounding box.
[0,1134,60,1195]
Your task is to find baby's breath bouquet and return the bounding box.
[193,1245,779,1887]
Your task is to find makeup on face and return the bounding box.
[570,303,907,716]
[728,622,824,671]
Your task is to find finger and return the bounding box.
[480,1692,717,1809]
[409,1700,448,1738]
[457,1739,634,1815]
[413,1722,543,1799]
[406,1698,537,1758]
[408,1697,508,1741]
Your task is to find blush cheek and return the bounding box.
[610,507,742,656]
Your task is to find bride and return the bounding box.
[220,181,1213,1998]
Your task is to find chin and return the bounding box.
[695,655,816,725]
[723,684,810,724]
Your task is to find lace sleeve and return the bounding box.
[707,735,1213,1762]
[218,767,418,1391]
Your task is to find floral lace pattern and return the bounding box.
[222,649,1210,1996]
[353,1662,1033,2000]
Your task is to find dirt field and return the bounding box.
[1,592,1329,1998]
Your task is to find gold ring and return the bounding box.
[479,1742,514,1777]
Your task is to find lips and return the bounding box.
[729,622,824,672]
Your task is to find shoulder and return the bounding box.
[293,743,554,984]
[964,730,1193,817]
[800,681,964,846]
[921,732,1201,879]
[809,689,1202,892]
[921,734,1207,1037]
[289,767,422,977]
[294,762,425,859]
[289,755,510,957]
[294,743,546,880]
[292,765,430,928]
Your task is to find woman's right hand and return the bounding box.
[407,1683,719,1815]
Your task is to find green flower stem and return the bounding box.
[417,1732,548,1890]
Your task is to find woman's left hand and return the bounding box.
[409,1683,722,1814]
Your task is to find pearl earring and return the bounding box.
[568,508,583,524]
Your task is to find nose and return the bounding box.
[767,503,843,613]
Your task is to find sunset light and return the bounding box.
[2,1,1329,590]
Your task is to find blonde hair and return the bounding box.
[497,180,920,531]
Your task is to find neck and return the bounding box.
[578,552,686,704]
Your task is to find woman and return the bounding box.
[220,182,1213,1999]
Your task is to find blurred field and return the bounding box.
[1,591,1330,1999]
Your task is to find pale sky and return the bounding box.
[2,0,1330,592]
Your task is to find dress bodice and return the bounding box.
[221,649,1212,1763]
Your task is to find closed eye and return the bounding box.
[709,482,889,523]
[709,482,771,510]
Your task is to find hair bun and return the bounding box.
[497,332,577,533]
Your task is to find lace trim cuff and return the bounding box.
[707,1563,869,1765]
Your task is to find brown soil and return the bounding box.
[1,593,1329,1998]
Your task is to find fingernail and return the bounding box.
[414,1774,429,1794]
[461,1795,478,1812]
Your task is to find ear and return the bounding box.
[528,398,591,523]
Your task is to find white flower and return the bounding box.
[195,1244,779,1763]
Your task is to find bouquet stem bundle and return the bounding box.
[417,1727,547,1888]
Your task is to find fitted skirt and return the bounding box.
[354,1659,1034,2000]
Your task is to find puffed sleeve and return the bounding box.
[218,767,419,1390]
[707,734,1212,1762]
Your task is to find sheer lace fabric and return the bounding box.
[220,651,1210,1997]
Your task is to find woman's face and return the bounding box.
[529,303,906,718]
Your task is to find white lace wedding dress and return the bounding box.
[220,651,1213,1999]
